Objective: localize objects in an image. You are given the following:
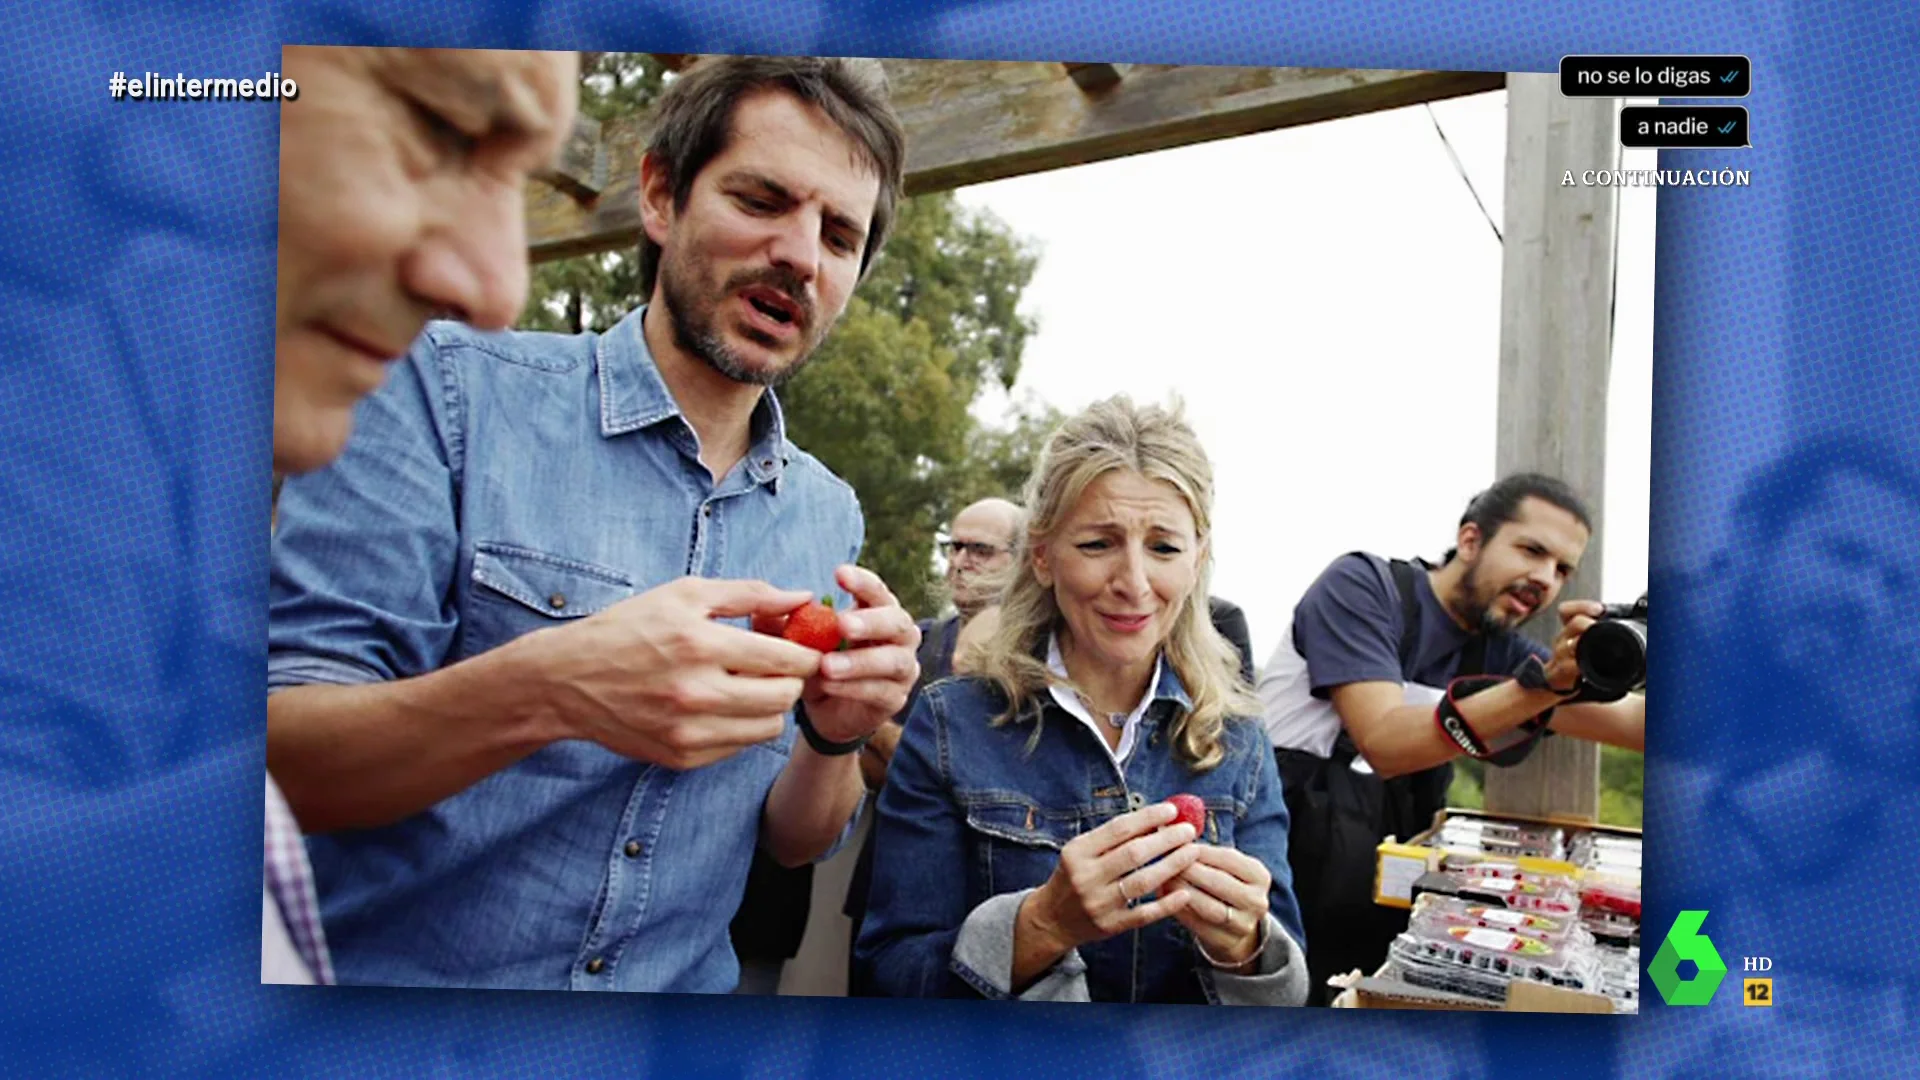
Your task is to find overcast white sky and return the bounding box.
[952,89,1658,665]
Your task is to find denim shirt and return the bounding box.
[267,307,863,993]
[856,665,1309,1004]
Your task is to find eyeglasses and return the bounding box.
[941,540,1008,561]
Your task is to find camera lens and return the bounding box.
[1577,619,1647,695]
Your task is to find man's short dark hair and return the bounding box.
[637,55,907,299]
[1443,473,1593,563]
[1733,433,1920,538]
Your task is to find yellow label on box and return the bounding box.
[1374,844,1429,908]
[1743,978,1773,1006]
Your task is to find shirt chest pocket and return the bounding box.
[963,800,1090,897]
[462,542,636,657]
[1195,795,1241,848]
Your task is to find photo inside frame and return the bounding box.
[270,47,1655,1013]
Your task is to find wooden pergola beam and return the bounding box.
[649,53,702,72]
[1061,62,1129,93]
[526,62,1504,262]
[534,113,604,202]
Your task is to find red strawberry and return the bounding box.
[781,597,844,653]
[1166,793,1206,836]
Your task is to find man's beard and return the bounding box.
[1453,557,1545,635]
[1455,558,1515,634]
[660,250,823,389]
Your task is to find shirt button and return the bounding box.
[585,957,605,975]
[624,840,641,858]
[1126,792,1146,810]
[547,593,566,610]
[702,505,712,516]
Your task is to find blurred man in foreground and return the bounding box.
[266,45,581,983]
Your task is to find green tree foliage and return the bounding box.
[767,192,1043,617]
[521,53,666,336]
[1598,744,1644,828]
[954,397,1068,509]
[519,54,1050,618]
[1447,758,1486,811]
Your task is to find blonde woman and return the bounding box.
[855,397,1308,1004]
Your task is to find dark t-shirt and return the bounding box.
[1261,552,1548,757]
[1301,553,1546,688]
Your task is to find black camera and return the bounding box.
[1576,594,1648,696]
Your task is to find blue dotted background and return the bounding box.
[2,0,1917,1076]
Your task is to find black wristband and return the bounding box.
[795,703,871,757]
[1515,654,1581,697]
[1514,654,1629,706]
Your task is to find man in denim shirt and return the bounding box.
[265,45,582,986]
[267,56,922,993]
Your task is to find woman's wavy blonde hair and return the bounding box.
[970,395,1259,771]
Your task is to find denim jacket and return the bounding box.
[856,665,1309,1005]
[268,307,863,992]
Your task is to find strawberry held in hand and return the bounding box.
[1166,793,1206,836]
[781,597,845,654]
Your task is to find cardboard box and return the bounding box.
[1373,807,1641,909]
[1329,966,1616,1014]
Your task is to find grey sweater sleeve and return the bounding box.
[948,889,1092,1002]
[1206,913,1311,1006]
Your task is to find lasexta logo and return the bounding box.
[1648,909,1727,1005]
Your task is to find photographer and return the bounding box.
[1254,474,1645,1003]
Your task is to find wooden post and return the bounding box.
[1481,73,1618,821]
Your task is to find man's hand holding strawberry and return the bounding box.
[754,563,922,866]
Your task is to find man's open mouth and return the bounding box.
[742,287,801,327]
[1505,585,1544,614]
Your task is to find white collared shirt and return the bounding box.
[1045,633,1163,769]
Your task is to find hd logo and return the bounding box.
[1649,909,1728,1005]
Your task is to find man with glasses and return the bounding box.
[841,496,1023,991]
[924,497,1025,711]
[734,500,1021,995]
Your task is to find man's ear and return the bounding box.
[1455,521,1484,563]
[639,152,675,248]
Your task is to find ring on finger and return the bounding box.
[1117,877,1134,904]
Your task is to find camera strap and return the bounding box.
[1434,674,1510,759]
[1391,559,1552,765]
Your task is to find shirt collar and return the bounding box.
[596,305,789,486]
[1044,632,1190,765]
